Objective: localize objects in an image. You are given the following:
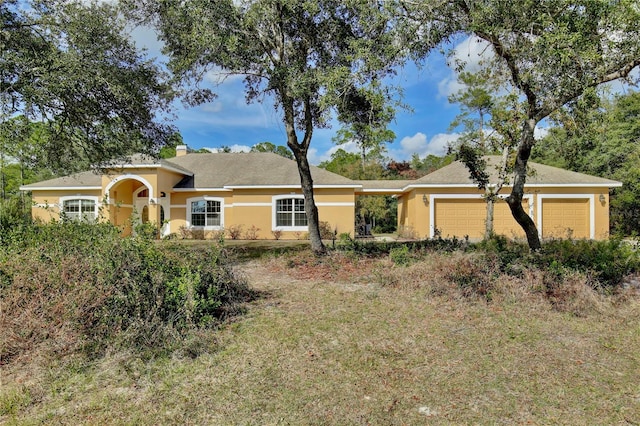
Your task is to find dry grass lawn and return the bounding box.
[2,251,640,425]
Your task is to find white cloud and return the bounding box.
[400,132,428,152]
[534,126,549,140]
[387,132,459,160]
[437,36,494,99]
[437,77,466,99]
[307,147,322,165]
[449,36,492,73]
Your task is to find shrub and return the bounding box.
[227,224,243,240]
[0,222,254,365]
[389,245,411,266]
[536,239,639,287]
[319,221,336,240]
[442,253,497,300]
[272,229,283,240]
[244,225,260,240]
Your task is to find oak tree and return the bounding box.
[123,0,401,253]
[405,0,640,249]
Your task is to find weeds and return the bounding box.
[0,222,254,366]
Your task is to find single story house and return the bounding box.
[21,147,622,240]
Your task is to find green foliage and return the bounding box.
[410,153,455,175]
[534,90,640,236]
[250,142,293,160]
[389,245,411,266]
[536,239,639,288]
[0,222,253,364]
[2,1,174,173]
[473,235,639,289]
[122,0,403,255]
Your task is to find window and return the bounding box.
[275,197,307,229]
[62,198,97,221]
[190,199,221,227]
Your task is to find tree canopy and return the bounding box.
[250,142,293,159]
[534,90,640,236]
[1,0,174,173]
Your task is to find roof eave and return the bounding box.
[108,163,194,177]
[20,186,102,191]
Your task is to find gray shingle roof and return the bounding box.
[411,156,621,187]
[21,170,102,189]
[167,152,357,188]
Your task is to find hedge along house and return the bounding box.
[21,146,359,239]
[395,156,622,240]
[21,150,621,241]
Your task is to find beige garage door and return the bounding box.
[434,199,529,239]
[542,199,589,239]
[493,200,528,238]
[434,199,485,239]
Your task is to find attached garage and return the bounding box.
[398,157,619,240]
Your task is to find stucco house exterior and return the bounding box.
[20,147,622,240]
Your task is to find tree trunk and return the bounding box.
[283,96,326,255]
[506,119,542,251]
[290,148,326,255]
[485,188,494,239]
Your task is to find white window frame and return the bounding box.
[60,196,99,222]
[272,195,308,231]
[186,196,224,230]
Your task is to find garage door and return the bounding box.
[434,199,485,239]
[434,198,530,239]
[542,199,589,239]
[493,200,528,238]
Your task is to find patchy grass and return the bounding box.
[2,250,640,425]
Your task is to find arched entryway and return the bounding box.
[103,175,159,236]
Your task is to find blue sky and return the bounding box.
[173,59,463,165]
[132,26,485,165]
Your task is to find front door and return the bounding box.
[134,187,150,226]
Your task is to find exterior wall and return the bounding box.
[25,167,613,242]
[397,189,427,238]
[30,189,102,222]
[168,187,355,240]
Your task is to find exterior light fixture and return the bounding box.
[599,194,606,203]
[422,194,428,204]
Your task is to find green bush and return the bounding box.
[389,245,411,266]
[536,239,639,288]
[0,222,254,364]
[473,235,639,288]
